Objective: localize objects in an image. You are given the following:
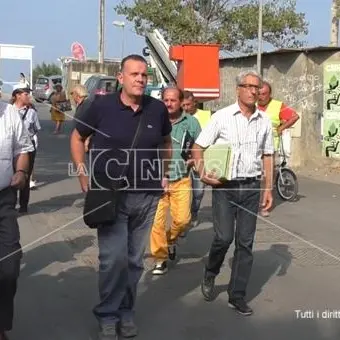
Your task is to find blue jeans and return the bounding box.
[191,172,205,218]
[93,192,160,325]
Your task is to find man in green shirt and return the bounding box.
[150,87,201,275]
[182,91,212,224]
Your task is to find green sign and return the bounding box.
[323,62,340,158]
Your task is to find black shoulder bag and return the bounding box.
[83,111,145,228]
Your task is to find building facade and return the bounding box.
[205,47,340,167]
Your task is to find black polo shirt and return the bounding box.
[75,92,172,191]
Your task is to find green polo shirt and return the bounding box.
[169,113,201,181]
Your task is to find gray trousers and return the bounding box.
[93,191,160,325]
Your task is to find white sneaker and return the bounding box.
[30,180,36,189]
[152,261,168,275]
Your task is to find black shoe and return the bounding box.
[228,298,253,316]
[152,261,168,275]
[119,320,138,338]
[201,274,215,301]
[99,323,118,340]
[18,206,28,214]
[168,244,176,261]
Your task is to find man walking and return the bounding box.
[150,87,201,275]
[0,101,33,339]
[192,70,274,316]
[70,84,92,153]
[182,91,211,224]
[71,54,172,339]
[11,86,41,213]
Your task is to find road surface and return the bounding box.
[4,100,340,339]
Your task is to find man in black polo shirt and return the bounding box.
[70,54,172,340]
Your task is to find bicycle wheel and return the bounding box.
[276,168,298,201]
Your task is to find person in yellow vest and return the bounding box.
[182,91,212,129]
[258,81,299,216]
[182,90,212,225]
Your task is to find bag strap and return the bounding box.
[22,106,30,121]
[119,111,145,179]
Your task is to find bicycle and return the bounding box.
[275,137,299,201]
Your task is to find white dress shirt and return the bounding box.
[195,102,274,179]
[0,102,34,191]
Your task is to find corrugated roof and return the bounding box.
[220,45,340,60]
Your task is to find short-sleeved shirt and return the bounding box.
[75,92,172,191]
[169,113,201,181]
[0,102,34,191]
[195,102,274,179]
[13,105,41,147]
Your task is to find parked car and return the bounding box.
[32,75,62,102]
[84,75,118,100]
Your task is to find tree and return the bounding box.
[33,62,61,83]
[116,0,308,53]
[331,0,340,46]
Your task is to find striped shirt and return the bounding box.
[195,102,274,179]
[0,102,34,191]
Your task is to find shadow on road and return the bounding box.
[24,192,84,215]
[228,243,293,302]
[11,232,335,340]
[20,234,96,278]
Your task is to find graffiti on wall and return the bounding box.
[323,62,340,158]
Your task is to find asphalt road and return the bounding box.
[3,100,340,340]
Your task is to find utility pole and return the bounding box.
[330,0,339,46]
[257,0,263,75]
[98,0,105,63]
[112,21,125,60]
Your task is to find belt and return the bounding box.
[231,176,261,183]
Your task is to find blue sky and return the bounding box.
[0,0,333,88]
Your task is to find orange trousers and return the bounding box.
[150,177,192,260]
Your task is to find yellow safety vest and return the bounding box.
[264,99,282,151]
[194,109,211,129]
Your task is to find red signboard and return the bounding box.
[71,42,86,61]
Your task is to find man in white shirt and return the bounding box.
[0,101,33,339]
[11,86,41,213]
[192,70,274,316]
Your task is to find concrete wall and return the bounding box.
[205,49,340,168]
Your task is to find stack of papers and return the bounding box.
[203,143,234,180]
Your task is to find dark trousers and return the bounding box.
[19,150,36,209]
[0,187,22,331]
[93,192,160,326]
[206,179,260,299]
[190,172,205,218]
